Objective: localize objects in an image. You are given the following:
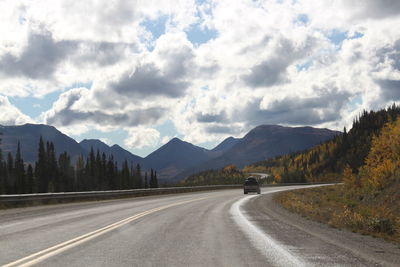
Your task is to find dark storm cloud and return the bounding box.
[242,37,317,88]
[111,63,189,99]
[348,0,400,19]
[74,41,132,67]
[0,31,133,79]
[243,57,289,87]
[376,79,400,101]
[375,40,400,71]
[196,112,227,123]
[0,32,75,79]
[45,89,166,127]
[240,89,350,127]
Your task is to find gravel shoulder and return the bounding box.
[242,191,400,267]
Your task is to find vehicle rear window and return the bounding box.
[244,178,258,185]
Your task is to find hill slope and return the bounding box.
[177,125,338,182]
[143,138,211,180]
[0,124,86,163]
[80,139,142,165]
[248,105,400,183]
[186,125,337,174]
[276,109,400,242]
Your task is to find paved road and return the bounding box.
[1,186,399,266]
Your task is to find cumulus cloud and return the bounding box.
[242,36,318,88]
[124,127,161,149]
[0,96,32,125]
[111,63,189,99]
[43,88,167,129]
[0,31,74,79]
[2,0,400,153]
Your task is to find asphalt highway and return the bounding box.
[1,186,399,266]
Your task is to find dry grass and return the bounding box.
[275,184,400,243]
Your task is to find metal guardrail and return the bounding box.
[0,185,243,207]
[0,183,338,208]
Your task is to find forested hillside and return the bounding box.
[277,115,400,241]
[247,105,400,183]
[0,136,158,194]
[180,165,246,186]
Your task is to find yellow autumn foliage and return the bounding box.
[361,117,400,190]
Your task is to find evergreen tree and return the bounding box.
[89,147,96,190]
[26,164,34,193]
[59,152,74,192]
[14,142,25,194]
[95,150,101,190]
[75,155,86,191]
[36,136,48,193]
[149,169,158,188]
[46,142,58,192]
[154,171,158,188]
[6,152,15,194]
[121,160,130,189]
[107,155,115,190]
[135,163,142,189]
[144,172,148,189]
[100,152,107,190]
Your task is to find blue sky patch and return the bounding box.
[296,14,309,25]
[349,32,364,40]
[141,15,168,40]
[296,61,312,71]
[9,91,62,119]
[327,30,348,46]
[186,24,217,46]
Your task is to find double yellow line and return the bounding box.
[2,197,206,267]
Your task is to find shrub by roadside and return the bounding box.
[275,185,400,242]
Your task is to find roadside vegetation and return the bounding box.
[276,113,400,242]
[0,136,158,194]
[180,164,246,186]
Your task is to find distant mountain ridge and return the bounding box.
[174,125,339,180]
[80,139,143,165]
[0,123,339,182]
[0,124,87,164]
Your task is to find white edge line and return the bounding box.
[230,188,308,267]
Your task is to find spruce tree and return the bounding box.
[107,155,115,190]
[75,155,85,191]
[154,170,158,188]
[144,172,148,189]
[89,147,95,190]
[150,169,158,188]
[14,142,25,194]
[26,164,34,193]
[7,152,15,194]
[36,136,47,193]
[121,160,130,189]
[46,142,58,192]
[135,163,142,189]
[59,152,73,192]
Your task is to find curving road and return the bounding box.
[1,186,399,267]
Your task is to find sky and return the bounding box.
[1,0,400,157]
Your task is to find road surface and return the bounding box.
[1,186,399,266]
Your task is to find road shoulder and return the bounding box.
[242,192,400,266]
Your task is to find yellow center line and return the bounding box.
[2,197,207,267]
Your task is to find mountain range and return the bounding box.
[0,124,339,182]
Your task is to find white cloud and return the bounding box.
[124,127,161,149]
[0,95,33,125]
[1,0,400,151]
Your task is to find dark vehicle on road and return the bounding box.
[243,176,261,194]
